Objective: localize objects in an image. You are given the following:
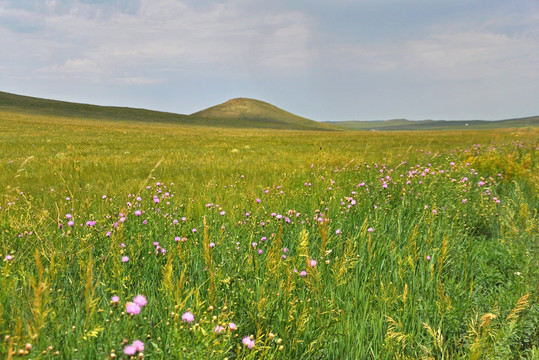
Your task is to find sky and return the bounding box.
[0,0,538,121]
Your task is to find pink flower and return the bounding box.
[300,270,307,277]
[134,210,142,216]
[426,256,431,261]
[214,325,225,334]
[242,336,255,349]
[121,256,129,263]
[228,322,236,330]
[310,259,317,267]
[126,302,141,315]
[132,340,144,352]
[367,227,374,232]
[111,295,119,303]
[209,242,215,248]
[133,295,147,307]
[4,255,13,261]
[123,345,137,355]
[182,311,195,323]
[68,220,74,227]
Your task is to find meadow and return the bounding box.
[0,111,538,359]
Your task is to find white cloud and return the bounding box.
[2,0,318,83]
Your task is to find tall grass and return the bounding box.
[0,112,537,358]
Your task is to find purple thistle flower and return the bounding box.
[182,311,195,323]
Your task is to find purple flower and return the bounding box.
[133,295,147,307]
[367,227,374,233]
[121,256,129,263]
[209,242,215,248]
[426,256,431,261]
[123,345,137,355]
[310,259,317,267]
[182,311,195,323]
[134,210,142,216]
[126,302,141,315]
[132,340,144,352]
[242,336,255,349]
[214,325,225,334]
[228,322,237,330]
[68,220,74,227]
[111,295,119,303]
[300,270,307,277]
[4,255,13,262]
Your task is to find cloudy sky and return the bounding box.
[1,0,538,121]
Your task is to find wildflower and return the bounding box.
[426,256,431,261]
[300,270,307,277]
[258,249,263,255]
[182,311,195,323]
[65,214,72,219]
[126,302,141,315]
[4,255,13,261]
[132,340,144,352]
[111,295,120,304]
[242,336,255,349]
[121,256,129,263]
[214,325,225,334]
[462,199,467,204]
[124,345,137,355]
[133,295,147,307]
[367,227,374,232]
[68,220,74,227]
[192,228,197,233]
[256,198,261,203]
[175,237,181,242]
[134,210,142,216]
[228,322,236,330]
[335,229,341,235]
[209,242,215,248]
[310,259,317,267]
[220,211,225,216]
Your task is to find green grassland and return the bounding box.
[0,103,538,359]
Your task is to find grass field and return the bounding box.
[0,110,538,359]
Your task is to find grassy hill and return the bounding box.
[192,97,338,131]
[0,91,337,131]
[329,117,539,131]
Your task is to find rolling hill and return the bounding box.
[0,91,338,131]
[1,90,537,131]
[328,117,539,131]
[192,97,338,131]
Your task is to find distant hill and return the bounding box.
[192,97,338,131]
[329,117,539,131]
[0,91,337,131]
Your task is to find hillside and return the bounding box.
[192,98,338,130]
[0,91,337,131]
[329,117,539,131]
